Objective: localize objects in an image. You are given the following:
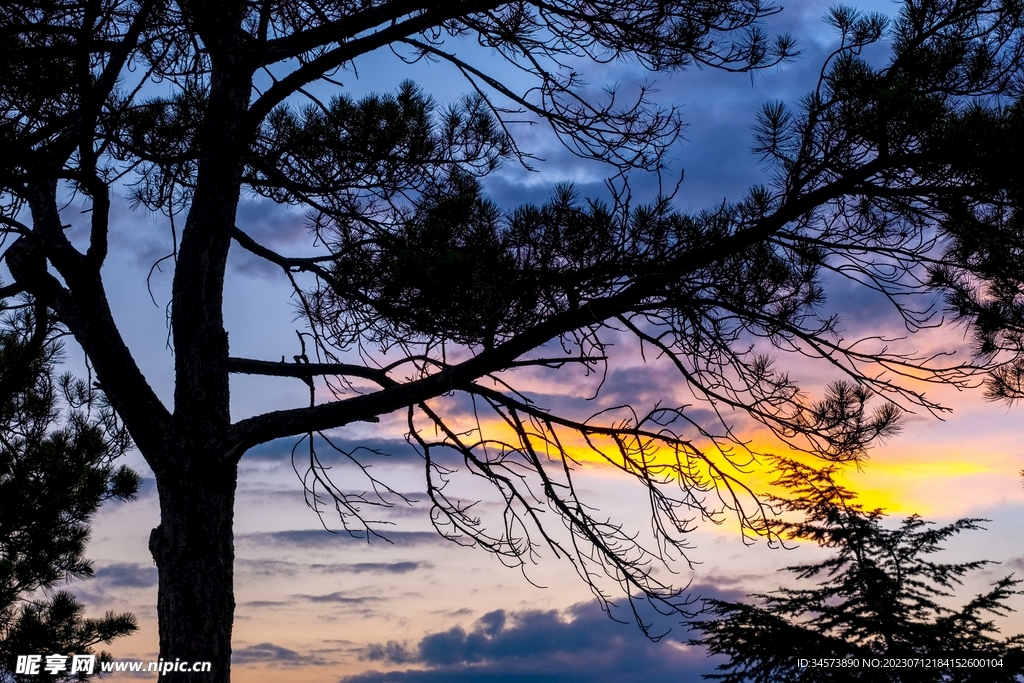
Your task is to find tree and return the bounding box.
[929,87,1024,406]
[0,0,1022,680]
[0,298,139,682]
[689,457,1024,682]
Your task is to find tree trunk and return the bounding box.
[149,453,238,683]
[146,13,251,680]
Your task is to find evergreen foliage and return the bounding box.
[690,458,1024,682]
[0,303,139,682]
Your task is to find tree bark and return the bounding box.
[150,11,252,676]
[149,453,238,683]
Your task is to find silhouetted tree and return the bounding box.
[0,300,139,682]
[1,1,1022,680]
[929,93,1024,406]
[690,457,1024,682]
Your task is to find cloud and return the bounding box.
[134,476,159,499]
[237,558,427,578]
[686,581,750,608]
[234,197,308,245]
[233,642,346,670]
[346,602,722,683]
[481,175,610,213]
[229,198,312,278]
[362,641,419,666]
[236,558,302,578]
[313,562,426,575]
[1008,556,1024,572]
[241,435,423,464]
[297,592,385,605]
[93,563,159,589]
[239,529,448,548]
[75,562,158,606]
[232,642,303,665]
[242,600,291,608]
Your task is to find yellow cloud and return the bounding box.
[417,390,1023,537]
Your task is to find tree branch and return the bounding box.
[257,0,469,63]
[226,149,923,455]
[244,4,497,134]
[228,356,389,383]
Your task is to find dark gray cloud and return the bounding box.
[234,197,307,245]
[94,563,159,589]
[812,268,944,339]
[132,476,158,499]
[686,581,749,608]
[481,176,611,213]
[313,562,425,575]
[229,198,312,277]
[239,529,448,548]
[346,601,724,683]
[73,562,160,610]
[241,435,422,464]
[242,600,290,608]
[233,641,338,668]
[236,558,427,578]
[233,642,303,665]
[297,592,385,605]
[236,558,302,577]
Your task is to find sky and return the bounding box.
[39,1,1024,681]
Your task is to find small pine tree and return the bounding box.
[690,457,1024,682]
[0,301,140,682]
